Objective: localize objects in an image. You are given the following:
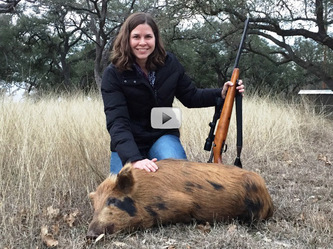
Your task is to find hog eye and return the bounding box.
[106,197,117,206]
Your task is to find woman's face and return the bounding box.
[129,23,156,66]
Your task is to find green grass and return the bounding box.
[0,93,332,248]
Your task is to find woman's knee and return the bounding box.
[110,152,123,174]
[148,135,187,160]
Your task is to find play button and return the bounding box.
[151,107,181,129]
[162,112,172,124]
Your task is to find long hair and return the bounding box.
[111,12,166,72]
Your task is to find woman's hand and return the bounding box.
[221,80,245,99]
[132,158,158,172]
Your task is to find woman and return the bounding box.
[101,12,244,174]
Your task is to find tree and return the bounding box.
[224,0,333,90]
[0,0,20,13]
[69,0,136,90]
[44,2,86,88]
[175,0,333,91]
[9,1,90,91]
[0,14,22,86]
[166,19,237,88]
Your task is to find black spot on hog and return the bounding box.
[144,201,168,217]
[193,202,201,210]
[244,182,259,193]
[206,180,224,190]
[239,197,263,222]
[145,206,158,217]
[156,202,167,210]
[107,197,137,217]
[185,181,204,192]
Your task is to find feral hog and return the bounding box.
[87,159,273,238]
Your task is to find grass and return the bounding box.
[0,93,332,248]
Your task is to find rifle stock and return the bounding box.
[212,68,239,163]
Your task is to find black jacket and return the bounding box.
[101,52,222,165]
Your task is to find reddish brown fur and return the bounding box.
[87,159,273,238]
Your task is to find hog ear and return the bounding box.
[114,165,134,194]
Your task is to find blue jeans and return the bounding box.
[110,134,187,174]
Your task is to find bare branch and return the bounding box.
[0,0,21,13]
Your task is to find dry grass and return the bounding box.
[0,93,332,248]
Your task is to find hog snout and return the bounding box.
[86,229,100,240]
[86,222,114,239]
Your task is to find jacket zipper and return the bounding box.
[143,78,158,105]
[153,88,158,105]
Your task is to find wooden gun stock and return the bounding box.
[212,68,239,163]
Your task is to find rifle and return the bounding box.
[204,16,250,167]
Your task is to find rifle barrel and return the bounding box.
[234,16,250,68]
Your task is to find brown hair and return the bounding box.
[111,12,166,72]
